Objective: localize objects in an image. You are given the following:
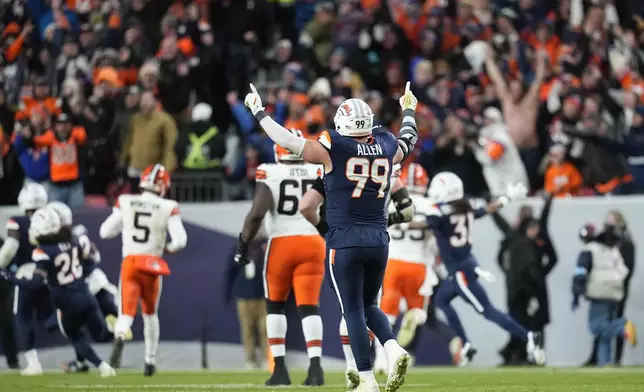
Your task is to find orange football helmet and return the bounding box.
[400,162,429,195]
[139,164,171,196]
[274,129,304,162]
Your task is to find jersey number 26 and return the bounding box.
[346,157,389,198]
[54,246,83,285]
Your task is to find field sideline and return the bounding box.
[2,368,644,392]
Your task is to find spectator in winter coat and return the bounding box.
[176,103,225,171]
[12,120,50,189]
[120,90,178,191]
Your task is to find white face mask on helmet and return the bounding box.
[18,183,48,213]
[428,172,464,204]
[334,98,374,137]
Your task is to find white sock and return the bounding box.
[301,315,323,358]
[142,314,160,365]
[339,317,356,369]
[266,314,287,357]
[359,370,375,381]
[384,339,403,357]
[114,315,134,340]
[374,338,386,363]
[24,349,39,365]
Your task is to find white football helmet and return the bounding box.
[28,207,62,242]
[427,172,464,203]
[47,201,73,227]
[18,183,48,213]
[334,98,374,137]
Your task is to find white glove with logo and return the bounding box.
[399,81,418,111]
[506,182,528,201]
[244,83,265,116]
[475,267,496,283]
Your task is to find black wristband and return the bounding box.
[255,110,268,121]
[403,108,415,118]
[315,221,329,236]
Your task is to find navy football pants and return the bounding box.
[328,246,395,371]
[434,268,528,344]
[13,286,54,351]
[57,295,112,367]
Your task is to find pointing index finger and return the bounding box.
[250,83,258,95]
[405,81,411,93]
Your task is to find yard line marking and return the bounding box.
[51,383,436,390]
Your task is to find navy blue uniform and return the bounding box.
[6,216,54,350]
[33,240,111,367]
[71,224,100,276]
[425,201,529,344]
[71,223,118,319]
[321,128,398,371]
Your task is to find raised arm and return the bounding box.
[523,50,547,106]
[484,46,510,103]
[394,82,419,164]
[244,84,332,169]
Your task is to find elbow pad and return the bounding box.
[397,109,418,161]
[388,187,415,226]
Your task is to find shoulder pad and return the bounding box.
[318,130,331,150]
[32,248,50,262]
[6,218,20,231]
[255,163,274,182]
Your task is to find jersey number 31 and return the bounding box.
[346,157,389,198]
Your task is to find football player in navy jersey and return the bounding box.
[0,183,49,375]
[1,208,116,377]
[409,171,546,365]
[243,83,419,392]
[48,202,130,373]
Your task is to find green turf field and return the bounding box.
[2,368,644,392]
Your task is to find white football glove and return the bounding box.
[244,83,265,116]
[506,182,528,201]
[399,81,418,111]
[474,267,496,283]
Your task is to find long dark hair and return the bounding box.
[450,198,473,215]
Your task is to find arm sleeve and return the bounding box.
[166,214,188,253]
[0,237,19,268]
[99,207,123,239]
[397,109,418,161]
[256,112,307,156]
[312,177,325,198]
[572,250,592,296]
[474,207,488,219]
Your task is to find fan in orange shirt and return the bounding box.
[33,113,87,207]
[544,144,583,198]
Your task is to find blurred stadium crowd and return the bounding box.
[2,0,644,206]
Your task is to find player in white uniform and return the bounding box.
[234,130,326,386]
[99,164,187,376]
